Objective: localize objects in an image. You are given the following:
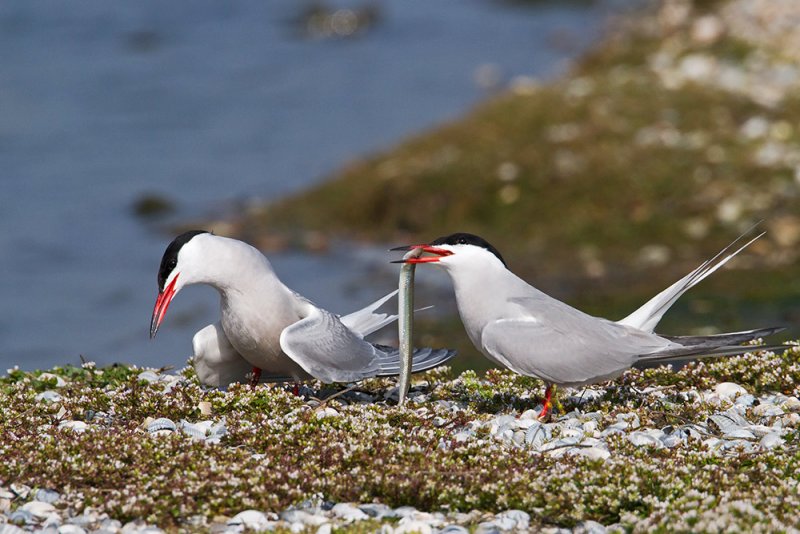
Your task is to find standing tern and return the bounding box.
[393,231,785,419]
[150,231,454,388]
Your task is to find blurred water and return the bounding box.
[0,0,618,371]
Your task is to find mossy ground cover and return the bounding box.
[2,344,800,531]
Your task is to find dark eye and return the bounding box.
[457,237,466,244]
[169,259,177,269]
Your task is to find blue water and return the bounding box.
[0,0,619,371]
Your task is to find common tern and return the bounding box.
[150,231,454,388]
[393,231,785,419]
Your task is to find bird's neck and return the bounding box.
[197,238,289,299]
[448,263,515,342]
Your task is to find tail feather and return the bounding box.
[619,225,764,333]
[661,326,785,347]
[636,326,787,365]
[373,344,456,376]
[339,290,399,338]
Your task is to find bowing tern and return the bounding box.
[150,231,454,388]
[393,231,785,419]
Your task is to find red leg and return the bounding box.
[249,366,262,387]
[539,384,553,420]
[292,383,300,396]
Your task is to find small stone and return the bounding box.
[8,510,34,526]
[137,370,160,383]
[58,526,87,534]
[38,373,67,388]
[578,446,611,460]
[35,390,63,403]
[524,422,551,450]
[21,501,56,519]
[0,523,27,534]
[726,429,756,439]
[198,401,213,416]
[439,526,469,534]
[359,503,392,519]
[395,521,433,534]
[10,484,31,498]
[760,433,784,450]
[35,489,60,504]
[753,404,784,418]
[627,432,663,448]
[453,430,474,443]
[315,408,340,419]
[432,416,447,427]
[520,409,539,420]
[59,420,88,433]
[227,510,272,531]
[782,397,800,413]
[498,509,530,529]
[574,520,608,534]
[715,382,747,401]
[331,503,368,522]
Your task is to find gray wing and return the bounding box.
[481,298,672,385]
[279,300,382,383]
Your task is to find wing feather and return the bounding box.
[280,301,381,383]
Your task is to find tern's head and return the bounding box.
[392,232,507,271]
[150,230,210,338]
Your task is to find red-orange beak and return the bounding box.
[150,273,179,338]
[390,244,454,264]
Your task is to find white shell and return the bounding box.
[38,373,67,388]
[759,433,784,450]
[35,390,62,403]
[627,431,664,448]
[524,422,551,450]
[58,421,87,433]
[147,418,176,433]
[228,510,272,530]
[21,500,56,519]
[715,382,747,400]
[137,370,160,383]
[576,446,611,460]
[332,503,369,521]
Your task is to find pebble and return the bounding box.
[627,431,664,448]
[227,510,272,531]
[715,382,747,401]
[58,421,88,433]
[0,524,27,534]
[36,390,63,403]
[759,433,784,450]
[315,407,340,419]
[35,489,61,504]
[331,503,368,521]
[38,373,67,388]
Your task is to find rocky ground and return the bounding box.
[2,342,800,532]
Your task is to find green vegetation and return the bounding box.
[1,346,799,530]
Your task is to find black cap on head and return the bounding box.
[430,232,507,267]
[157,230,209,291]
